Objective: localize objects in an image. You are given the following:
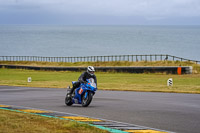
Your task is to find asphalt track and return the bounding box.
[0,86,200,133]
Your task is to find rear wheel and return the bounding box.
[82,92,93,107]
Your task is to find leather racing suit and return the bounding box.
[70,71,97,94]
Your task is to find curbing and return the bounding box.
[0,104,172,133]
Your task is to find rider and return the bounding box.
[69,66,97,95]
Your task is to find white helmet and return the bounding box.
[87,66,95,76]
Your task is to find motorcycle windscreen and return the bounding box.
[88,78,96,88]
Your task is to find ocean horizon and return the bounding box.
[0,25,200,61]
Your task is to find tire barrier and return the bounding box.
[0,65,192,74]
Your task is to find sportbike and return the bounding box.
[65,78,97,107]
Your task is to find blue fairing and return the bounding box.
[84,91,88,99]
[72,79,97,104]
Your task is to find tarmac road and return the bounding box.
[0,86,200,133]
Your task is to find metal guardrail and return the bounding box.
[0,54,199,64]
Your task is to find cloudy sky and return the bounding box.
[0,0,200,25]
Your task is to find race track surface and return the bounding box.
[0,86,200,133]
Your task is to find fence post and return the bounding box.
[136,55,138,62]
[150,55,152,61]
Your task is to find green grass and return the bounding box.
[0,109,109,133]
[1,68,200,94]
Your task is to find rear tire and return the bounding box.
[82,92,93,107]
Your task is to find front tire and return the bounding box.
[82,92,93,107]
[65,94,73,106]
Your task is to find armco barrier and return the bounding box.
[0,65,192,74]
[0,54,199,64]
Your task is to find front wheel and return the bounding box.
[65,94,73,106]
[82,92,93,107]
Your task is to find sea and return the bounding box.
[0,25,200,61]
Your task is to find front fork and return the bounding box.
[84,91,94,99]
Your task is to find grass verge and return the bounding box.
[0,68,200,94]
[0,109,109,133]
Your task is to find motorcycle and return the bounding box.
[65,78,97,107]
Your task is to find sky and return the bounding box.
[0,0,200,25]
